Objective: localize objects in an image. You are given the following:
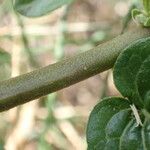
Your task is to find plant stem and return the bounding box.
[0,27,150,112]
[15,14,40,68]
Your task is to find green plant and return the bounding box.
[132,0,150,26]
[87,37,150,150]
[0,0,150,149]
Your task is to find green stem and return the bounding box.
[15,14,39,68]
[0,27,150,112]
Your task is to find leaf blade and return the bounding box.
[86,97,131,150]
[137,56,150,111]
[13,0,73,17]
[113,37,150,107]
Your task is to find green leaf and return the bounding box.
[86,97,131,150]
[131,8,150,27]
[137,56,150,111]
[113,37,150,107]
[13,0,73,17]
[132,9,142,20]
[86,97,150,150]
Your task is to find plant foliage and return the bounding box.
[13,0,73,17]
[10,0,150,149]
[87,37,150,150]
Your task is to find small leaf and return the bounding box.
[137,56,150,111]
[131,8,150,27]
[86,97,131,150]
[113,37,150,107]
[13,0,73,17]
[86,97,150,150]
[132,9,142,20]
[135,14,148,25]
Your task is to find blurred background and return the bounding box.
[0,0,138,149]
